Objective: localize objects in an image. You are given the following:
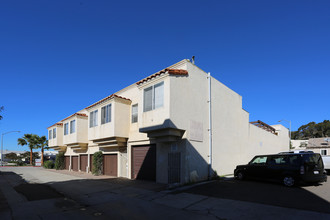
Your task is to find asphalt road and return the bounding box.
[1,167,330,220]
[179,176,330,214]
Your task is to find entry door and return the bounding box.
[168,152,181,184]
[80,155,88,172]
[246,156,268,179]
[90,155,93,172]
[65,156,70,170]
[132,145,156,181]
[103,154,118,176]
[72,156,78,171]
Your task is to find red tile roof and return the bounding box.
[47,123,63,129]
[136,68,188,85]
[85,94,131,110]
[61,113,88,122]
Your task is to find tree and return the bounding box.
[17,134,38,165]
[0,106,4,120]
[92,151,103,175]
[54,152,65,170]
[5,152,18,161]
[35,135,49,166]
[292,120,330,140]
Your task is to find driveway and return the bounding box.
[1,167,330,220]
[178,176,330,214]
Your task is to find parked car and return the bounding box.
[234,152,327,186]
[322,155,330,171]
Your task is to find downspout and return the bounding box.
[207,72,213,179]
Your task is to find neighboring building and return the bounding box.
[47,59,289,184]
[291,140,308,150]
[0,150,26,162]
[306,137,330,156]
[37,150,58,161]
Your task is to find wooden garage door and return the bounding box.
[65,156,70,170]
[72,156,78,171]
[132,145,156,181]
[103,154,117,176]
[80,155,88,172]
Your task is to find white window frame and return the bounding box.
[49,130,52,139]
[143,81,164,112]
[321,149,327,156]
[53,128,56,138]
[64,123,69,135]
[70,120,76,134]
[90,110,98,128]
[101,104,111,125]
[132,104,138,123]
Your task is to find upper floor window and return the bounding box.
[143,81,164,112]
[321,149,327,156]
[53,128,56,138]
[101,104,111,124]
[132,104,138,123]
[49,130,52,139]
[90,110,98,128]
[70,120,76,134]
[64,123,69,135]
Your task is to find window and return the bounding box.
[53,128,56,138]
[101,104,111,124]
[321,149,327,156]
[132,104,138,123]
[143,81,164,112]
[70,120,76,134]
[250,156,268,164]
[49,130,52,139]
[64,123,69,135]
[268,156,288,165]
[90,110,98,128]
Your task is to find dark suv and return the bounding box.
[234,152,327,186]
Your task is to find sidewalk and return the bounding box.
[1,167,330,220]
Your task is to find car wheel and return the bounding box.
[236,171,244,180]
[283,176,295,187]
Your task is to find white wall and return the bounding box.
[169,60,289,181]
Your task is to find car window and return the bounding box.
[288,155,300,166]
[251,156,268,164]
[268,156,288,165]
[303,154,324,168]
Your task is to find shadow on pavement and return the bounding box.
[178,178,330,214]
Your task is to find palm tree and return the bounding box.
[17,134,38,165]
[35,135,48,166]
[0,106,4,120]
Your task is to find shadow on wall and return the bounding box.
[139,119,214,184]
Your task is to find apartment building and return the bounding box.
[48,59,289,184]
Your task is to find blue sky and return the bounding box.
[1,0,329,151]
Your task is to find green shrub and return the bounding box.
[43,160,54,169]
[54,152,65,170]
[16,160,25,166]
[92,151,103,175]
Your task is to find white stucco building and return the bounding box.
[48,59,289,184]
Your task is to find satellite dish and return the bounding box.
[324,138,330,142]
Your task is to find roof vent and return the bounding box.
[191,56,195,64]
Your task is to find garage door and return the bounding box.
[80,155,88,172]
[72,156,78,171]
[132,145,156,181]
[65,156,70,170]
[104,154,118,176]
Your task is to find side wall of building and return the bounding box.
[170,61,289,181]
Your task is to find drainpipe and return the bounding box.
[207,72,213,179]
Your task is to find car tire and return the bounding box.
[283,176,295,187]
[236,171,245,180]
